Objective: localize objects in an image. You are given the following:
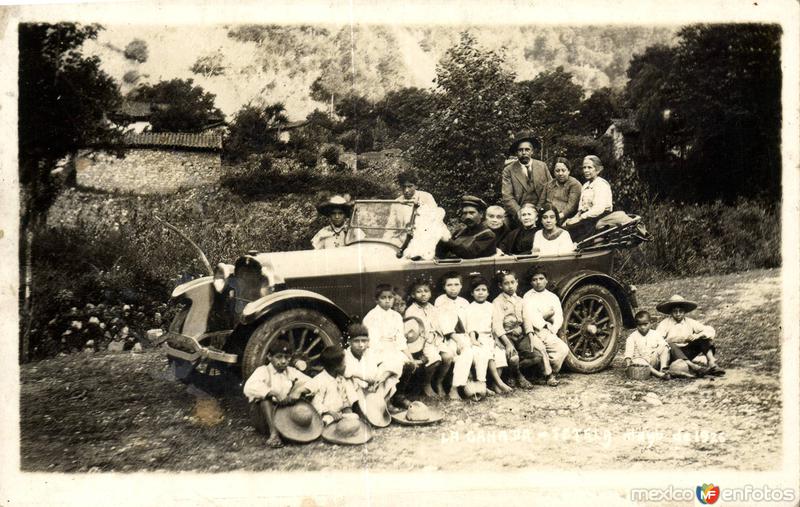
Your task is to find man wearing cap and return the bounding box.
[311,195,364,249]
[501,130,551,223]
[436,196,497,259]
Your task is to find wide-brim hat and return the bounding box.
[404,316,425,354]
[656,295,698,314]
[461,380,487,401]
[508,130,542,155]
[316,195,353,217]
[391,401,444,426]
[460,195,488,214]
[668,359,696,379]
[321,414,373,445]
[273,400,323,443]
[358,392,391,428]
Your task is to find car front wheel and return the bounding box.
[241,308,342,380]
[561,284,622,373]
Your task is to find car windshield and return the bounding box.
[346,200,415,249]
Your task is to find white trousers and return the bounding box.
[473,333,508,382]
[448,333,474,387]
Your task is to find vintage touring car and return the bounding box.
[163,200,646,382]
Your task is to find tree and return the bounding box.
[224,102,288,161]
[191,51,227,77]
[513,66,585,158]
[18,22,123,361]
[129,78,222,132]
[123,39,148,63]
[408,32,519,211]
[578,87,622,138]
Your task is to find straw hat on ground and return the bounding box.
[321,413,373,445]
[391,401,444,426]
[358,391,391,428]
[273,400,323,443]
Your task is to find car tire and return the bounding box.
[241,308,342,380]
[561,283,622,373]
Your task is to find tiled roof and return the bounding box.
[123,131,223,151]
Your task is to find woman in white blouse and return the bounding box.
[532,203,575,256]
[564,155,613,241]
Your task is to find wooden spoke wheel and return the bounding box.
[241,308,342,380]
[562,284,622,373]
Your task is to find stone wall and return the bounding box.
[76,148,221,194]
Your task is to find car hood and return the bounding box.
[254,243,405,280]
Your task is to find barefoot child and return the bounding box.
[243,338,311,448]
[302,345,361,426]
[656,295,725,376]
[491,270,535,389]
[466,276,512,394]
[624,310,671,380]
[404,277,453,398]
[363,284,418,409]
[522,266,570,386]
[434,272,475,400]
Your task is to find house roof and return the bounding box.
[123,131,223,151]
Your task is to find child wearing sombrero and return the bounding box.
[310,194,364,249]
[655,295,725,376]
[243,338,311,448]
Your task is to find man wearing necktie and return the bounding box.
[500,130,552,225]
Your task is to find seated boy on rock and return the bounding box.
[624,310,671,380]
[243,338,311,448]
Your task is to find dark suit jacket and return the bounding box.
[501,159,552,217]
[437,223,496,259]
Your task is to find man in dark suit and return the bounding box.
[437,196,496,259]
[500,131,551,223]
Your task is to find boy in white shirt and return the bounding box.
[656,295,725,376]
[301,345,360,426]
[624,310,671,380]
[343,323,405,412]
[243,338,311,448]
[522,266,570,386]
[466,276,511,395]
[434,272,475,400]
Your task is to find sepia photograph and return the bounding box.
[2,0,799,505]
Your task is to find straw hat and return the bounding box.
[461,380,487,401]
[668,359,696,379]
[358,392,391,428]
[321,413,373,445]
[656,295,698,314]
[273,400,323,443]
[391,401,444,426]
[404,316,425,354]
[316,195,354,217]
[508,130,542,155]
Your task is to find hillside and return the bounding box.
[84,24,677,120]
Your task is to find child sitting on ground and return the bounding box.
[359,287,418,410]
[466,276,512,395]
[491,270,535,389]
[343,323,404,410]
[434,272,475,401]
[624,310,671,380]
[301,345,361,425]
[655,295,725,376]
[243,338,311,448]
[404,277,453,398]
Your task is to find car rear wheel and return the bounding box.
[241,308,342,380]
[562,284,622,373]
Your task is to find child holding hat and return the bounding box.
[301,345,361,425]
[243,338,311,448]
[656,295,725,376]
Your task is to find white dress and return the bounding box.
[532,229,575,256]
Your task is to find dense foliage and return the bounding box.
[128,78,223,132]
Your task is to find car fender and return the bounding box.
[170,276,214,338]
[241,289,351,329]
[554,270,637,328]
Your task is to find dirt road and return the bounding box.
[19,268,783,471]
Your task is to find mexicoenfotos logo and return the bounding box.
[696,483,721,504]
